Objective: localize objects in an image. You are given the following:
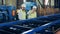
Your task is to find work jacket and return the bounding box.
[17,9,26,20]
[27,10,37,19]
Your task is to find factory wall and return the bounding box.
[37,0,60,16]
[17,0,23,9]
[0,0,2,5]
[51,0,54,7]
[5,0,16,7]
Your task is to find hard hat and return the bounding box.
[33,6,37,9]
[21,4,26,7]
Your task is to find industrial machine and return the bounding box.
[25,2,36,11]
[0,14,60,34]
[0,5,16,22]
[26,20,60,34]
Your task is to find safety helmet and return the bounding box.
[21,4,26,7]
[33,6,37,9]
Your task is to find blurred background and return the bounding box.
[0,0,60,34]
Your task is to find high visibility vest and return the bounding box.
[17,9,26,20]
[28,10,37,19]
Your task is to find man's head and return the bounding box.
[32,6,37,11]
[55,28,60,34]
[21,4,26,10]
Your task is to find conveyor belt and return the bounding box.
[0,14,60,27]
[0,14,60,34]
[26,20,60,34]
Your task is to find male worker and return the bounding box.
[27,6,37,19]
[17,4,26,20]
[55,28,60,34]
[12,9,16,20]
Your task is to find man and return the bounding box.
[27,6,37,19]
[17,4,26,20]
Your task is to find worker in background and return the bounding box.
[17,4,26,20]
[12,10,16,21]
[27,6,37,19]
[55,28,60,34]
